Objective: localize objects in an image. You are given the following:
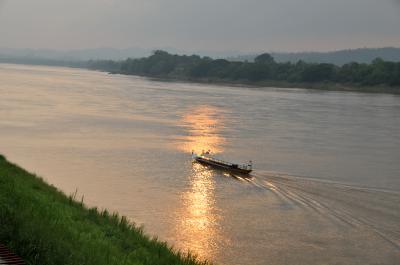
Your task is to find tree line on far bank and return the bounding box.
[87,50,400,87]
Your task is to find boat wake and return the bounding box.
[247,171,400,251]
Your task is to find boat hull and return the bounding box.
[194,156,252,175]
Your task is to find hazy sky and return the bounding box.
[0,0,400,52]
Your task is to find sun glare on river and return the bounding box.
[173,161,224,260]
[178,105,226,154]
[173,105,227,259]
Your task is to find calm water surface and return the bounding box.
[1,64,400,265]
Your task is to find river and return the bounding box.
[1,63,399,265]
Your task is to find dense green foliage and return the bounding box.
[231,47,400,66]
[88,51,400,88]
[0,155,209,265]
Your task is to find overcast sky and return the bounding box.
[0,0,399,53]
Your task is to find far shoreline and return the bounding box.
[1,61,399,95]
[108,70,400,95]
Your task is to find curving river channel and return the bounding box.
[1,63,400,265]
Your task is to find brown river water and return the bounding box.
[1,63,400,265]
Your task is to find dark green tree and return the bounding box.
[254,53,275,64]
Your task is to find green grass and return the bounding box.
[0,155,210,265]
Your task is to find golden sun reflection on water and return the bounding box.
[174,163,221,259]
[178,105,226,154]
[173,106,227,259]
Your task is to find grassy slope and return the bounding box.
[0,155,209,265]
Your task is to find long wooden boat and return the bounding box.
[192,151,253,175]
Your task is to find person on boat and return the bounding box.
[248,160,253,170]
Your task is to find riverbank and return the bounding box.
[1,61,399,95]
[115,72,400,95]
[92,50,400,95]
[0,155,208,265]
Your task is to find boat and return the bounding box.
[192,150,253,175]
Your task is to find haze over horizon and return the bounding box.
[0,0,400,53]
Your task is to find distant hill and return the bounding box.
[0,47,152,61]
[228,48,400,66]
[2,47,400,66]
[0,47,244,62]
